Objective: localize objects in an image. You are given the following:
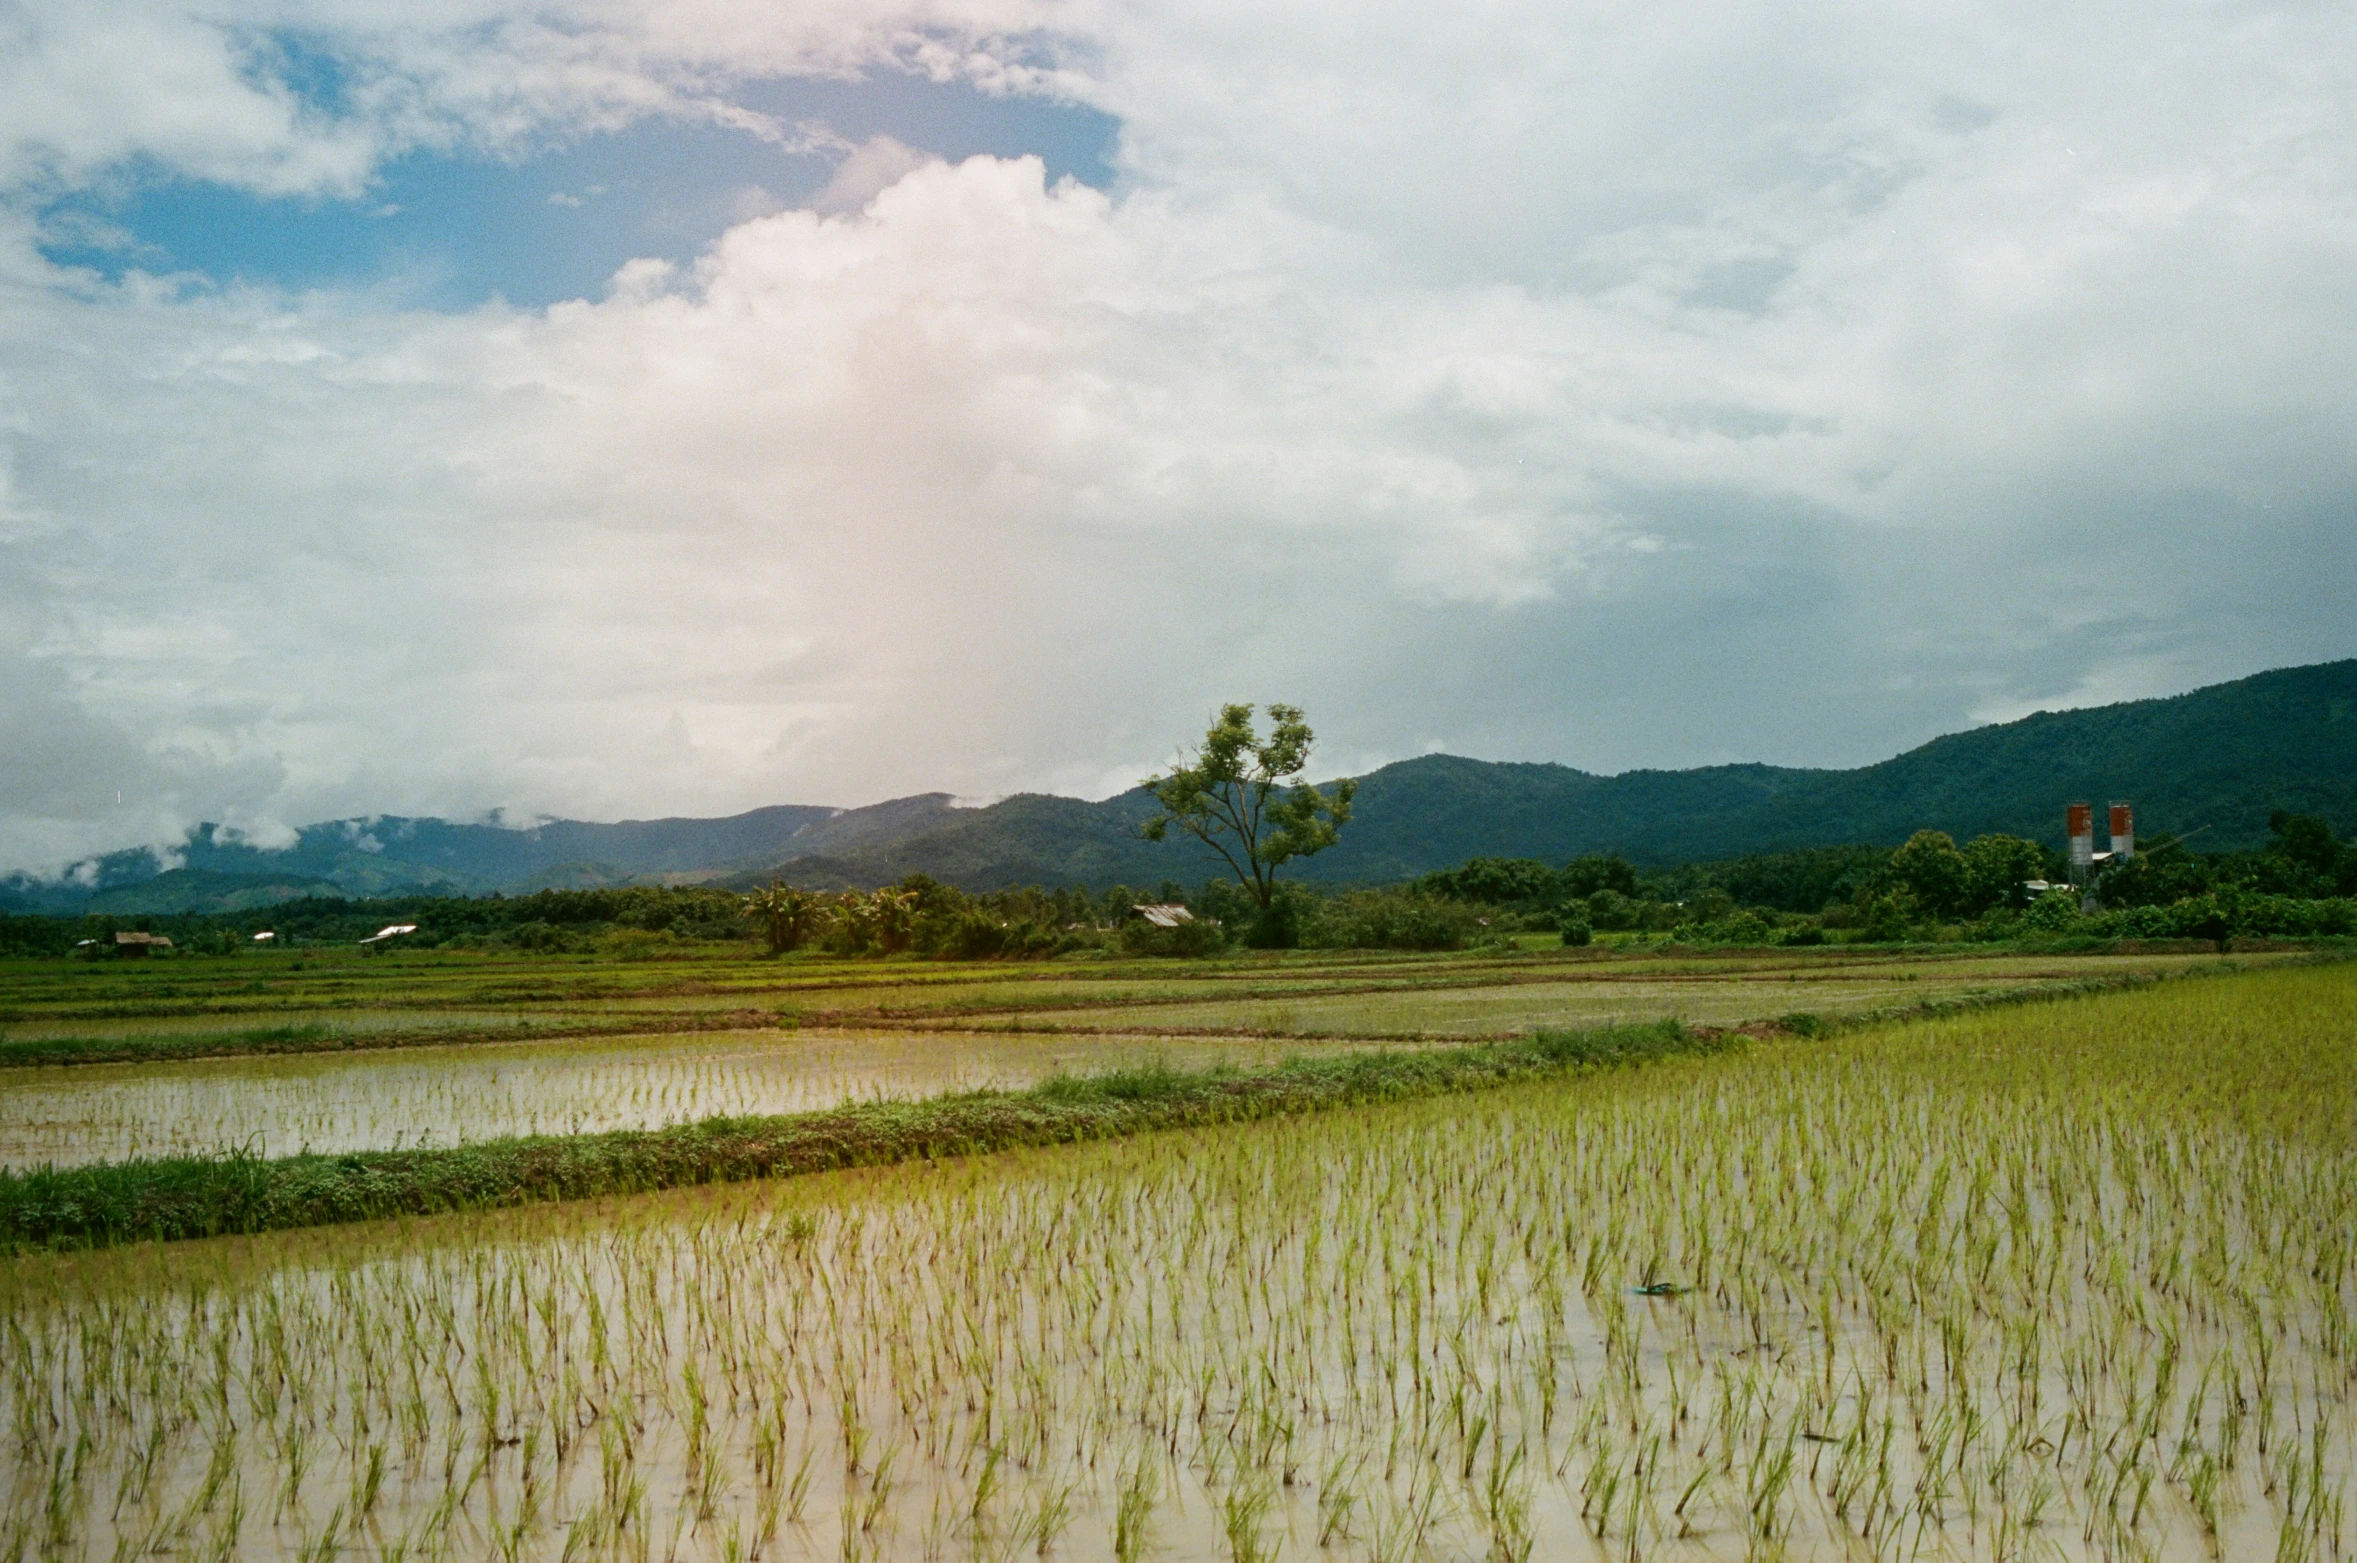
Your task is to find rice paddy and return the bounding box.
[0,945,2279,1061]
[0,945,2272,1173]
[0,1028,1397,1171]
[994,973,2006,1037]
[1,946,2350,1559]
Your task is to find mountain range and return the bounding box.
[7,659,2353,915]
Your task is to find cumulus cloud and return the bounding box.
[814,135,934,214]
[1,0,2354,871]
[0,0,1038,199]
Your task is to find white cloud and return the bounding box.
[1,0,2354,870]
[0,0,1034,198]
[813,135,933,214]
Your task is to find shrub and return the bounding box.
[1689,888,1738,924]
[1418,857,1559,905]
[1858,894,1919,943]
[2168,893,2234,946]
[597,928,682,961]
[2021,890,2082,933]
[1889,830,1971,918]
[1117,917,1228,958]
[1675,911,1775,947]
[1584,889,1635,931]
[936,911,1078,960]
[1312,891,1479,951]
[505,921,584,953]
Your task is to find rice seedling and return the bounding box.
[0,960,2350,1561]
[0,1028,1396,1172]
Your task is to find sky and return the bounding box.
[2,0,2353,873]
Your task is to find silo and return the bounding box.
[2067,802,2095,883]
[2108,802,2135,861]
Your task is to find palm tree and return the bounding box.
[870,888,919,954]
[741,883,824,954]
[829,889,876,951]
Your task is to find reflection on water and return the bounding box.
[0,1028,1392,1168]
[5,975,2352,1563]
[996,975,2005,1036]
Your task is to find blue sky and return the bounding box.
[39,74,1118,307]
[0,0,2352,872]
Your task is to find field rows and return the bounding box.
[0,1028,1399,1171]
[0,949,2288,1170]
[2,963,2351,1561]
[0,946,2281,1050]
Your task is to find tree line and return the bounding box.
[5,695,2351,960]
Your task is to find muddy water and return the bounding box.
[0,1027,1404,1168]
[9,1031,2355,1560]
[7,964,2355,1563]
[991,973,2017,1035]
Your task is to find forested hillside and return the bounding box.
[7,659,2351,909]
[752,659,2357,889]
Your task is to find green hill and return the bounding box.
[747,659,2357,889]
[83,868,349,915]
[7,658,2353,910]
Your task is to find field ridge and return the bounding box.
[0,1021,1715,1251]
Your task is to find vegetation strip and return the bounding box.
[0,949,2249,1068]
[0,1021,1716,1251]
[0,1014,781,1071]
[0,949,2305,1069]
[855,958,2333,1039]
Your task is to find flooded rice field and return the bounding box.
[0,1027,1388,1169]
[3,963,2353,1561]
[999,972,2043,1036]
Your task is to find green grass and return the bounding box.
[0,1021,1714,1251]
[0,1027,1413,1171]
[8,960,2355,1563]
[0,942,2304,1065]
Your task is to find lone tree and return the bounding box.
[1141,703,1356,909]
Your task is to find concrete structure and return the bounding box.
[2069,800,2136,910]
[2067,802,2095,880]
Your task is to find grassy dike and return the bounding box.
[0,1021,1718,1252]
[0,1015,761,1070]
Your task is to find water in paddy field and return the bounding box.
[1004,975,1982,1036]
[6,967,2355,1563]
[961,954,2290,1038]
[0,1028,1407,1168]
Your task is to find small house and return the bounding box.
[1128,904,1195,928]
[113,931,173,957]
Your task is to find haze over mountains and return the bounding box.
[7,660,2353,916]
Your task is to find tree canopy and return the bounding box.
[1140,703,1356,909]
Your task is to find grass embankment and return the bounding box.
[0,1021,1714,1252]
[0,1015,774,1070]
[3,947,2304,1067]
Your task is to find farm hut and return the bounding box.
[112,932,173,957]
[1128,904,1196,928]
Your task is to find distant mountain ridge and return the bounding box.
[6,659,2353,914]
[736,659,2357,890]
